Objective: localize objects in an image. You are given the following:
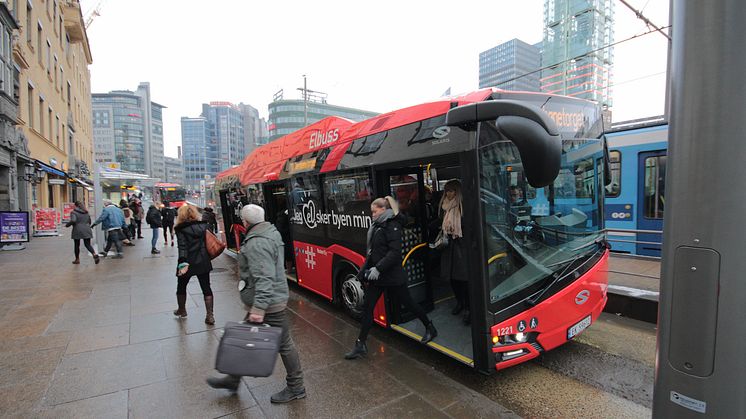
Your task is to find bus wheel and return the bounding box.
[339,271,364,320]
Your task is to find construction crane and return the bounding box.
[84,0,105,29]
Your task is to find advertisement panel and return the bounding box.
[0,211,30,243]
[62,203,75,222]
[34,208,59,236]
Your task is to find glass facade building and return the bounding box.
[181,117,216,191]
[92,83,166,178]
[267,99,378,141]
[93,92,146,174]
[201,102,245,172]
[479,39,541,91]
[541,0,615,107]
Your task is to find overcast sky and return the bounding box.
[80,0,670,158]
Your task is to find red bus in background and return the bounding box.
[153,183,188,208]
[213,88,609,373]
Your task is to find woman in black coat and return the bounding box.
[65,201,100,265]
[344,197,437,360]
[173,204,215,325]
[146,204,163,254]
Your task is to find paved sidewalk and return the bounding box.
[0,230,518,419]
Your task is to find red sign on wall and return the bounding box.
[62,203,75,222]
[34,208,59,236]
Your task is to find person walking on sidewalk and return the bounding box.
[64,201,100,265]
[207,204,306,404]
[173,204,215,325]
[146,204,163,254]
[344,196,437,360]
[161,202,176,246]
[91,199,128,259]
[203,206,218,234]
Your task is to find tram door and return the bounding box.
[263,181,294,272]
[376,169,434,323]
[637,151,666,256]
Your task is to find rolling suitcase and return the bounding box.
[215,321,282,377]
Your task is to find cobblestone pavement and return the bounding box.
[0,231,519,419]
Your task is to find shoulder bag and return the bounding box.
[205,229,226,259]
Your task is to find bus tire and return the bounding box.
[334,262,364,320]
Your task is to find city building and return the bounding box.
[181,101,267,191]
[164,155,184,186]
[540,0,615,107]
[201,102,244,172]
[238,102,268,156]
[479,38,541,91]
[92,83,166,180]
[12,0,94,214]
[181,116,214,192]
[267,89,378,141]
[0,3,23,212]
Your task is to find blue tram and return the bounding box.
[604,116,668,257]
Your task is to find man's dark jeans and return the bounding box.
[230,309,304,391]
[104,229,124,254]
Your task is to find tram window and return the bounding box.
[605,150,621,197]
[246,185,264,207]
[323,172,373,243]
[643,155,666,219]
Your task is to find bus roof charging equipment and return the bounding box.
[445,100,561,188]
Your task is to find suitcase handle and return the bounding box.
[239,321,272,328]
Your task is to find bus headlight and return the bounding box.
[513,332,527,342]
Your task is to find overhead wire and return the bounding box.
[496,25,671,88]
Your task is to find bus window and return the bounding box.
[605,150,621,197]
[246,185,264,207]
[323,172,372,250]
[643,155,666,219]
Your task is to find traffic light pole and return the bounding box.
[654,1,746,417]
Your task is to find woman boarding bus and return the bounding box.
[213,88,609,374]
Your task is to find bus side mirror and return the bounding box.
[446,100,562,188]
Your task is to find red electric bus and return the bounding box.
[153,183,188,208]
[213,88,609,373]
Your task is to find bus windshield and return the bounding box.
[161,187,186,202]
[480,121,605,308]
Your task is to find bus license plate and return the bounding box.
[567,315,592,340]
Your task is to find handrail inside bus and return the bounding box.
[488,252,508,264]
[402,243,427,267]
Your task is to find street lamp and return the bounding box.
[22,163,45,184]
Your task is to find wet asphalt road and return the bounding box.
[293,285,656,419]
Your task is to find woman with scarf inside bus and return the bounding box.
[344,196,437,360]
[439,179,471,324]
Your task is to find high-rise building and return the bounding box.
[479,39,541,91]
[202,102,245,172]
[164,156,184,186]
[92,83,166,179]
[541,0,615,107]
[181,102,267,191]
[181,117,214,192]
[267,90,378,141]
[14,0,95,214]
[238,103,268,156]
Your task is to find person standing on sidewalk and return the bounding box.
[203,206,218,234]
[65,201,100,265]
[161,202,176,246]
[344,197,437,360]
[146,204,163,254]
[91,199,127,259]
[130,199,144,239]
[207,204,306,404]
[173,204,215,325]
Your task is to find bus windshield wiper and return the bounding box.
[526,246,600,306]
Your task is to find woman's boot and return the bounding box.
[204,296,215,325]
[72,258,80,264]
[173,294,187,318]
[344,339,368,360]
[421,321,438,344]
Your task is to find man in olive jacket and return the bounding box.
[207,204,305,403]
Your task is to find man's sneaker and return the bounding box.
[111,254,124,259]
[206,376,240,392]
[98,252,107,257]
[270,387,306,404]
